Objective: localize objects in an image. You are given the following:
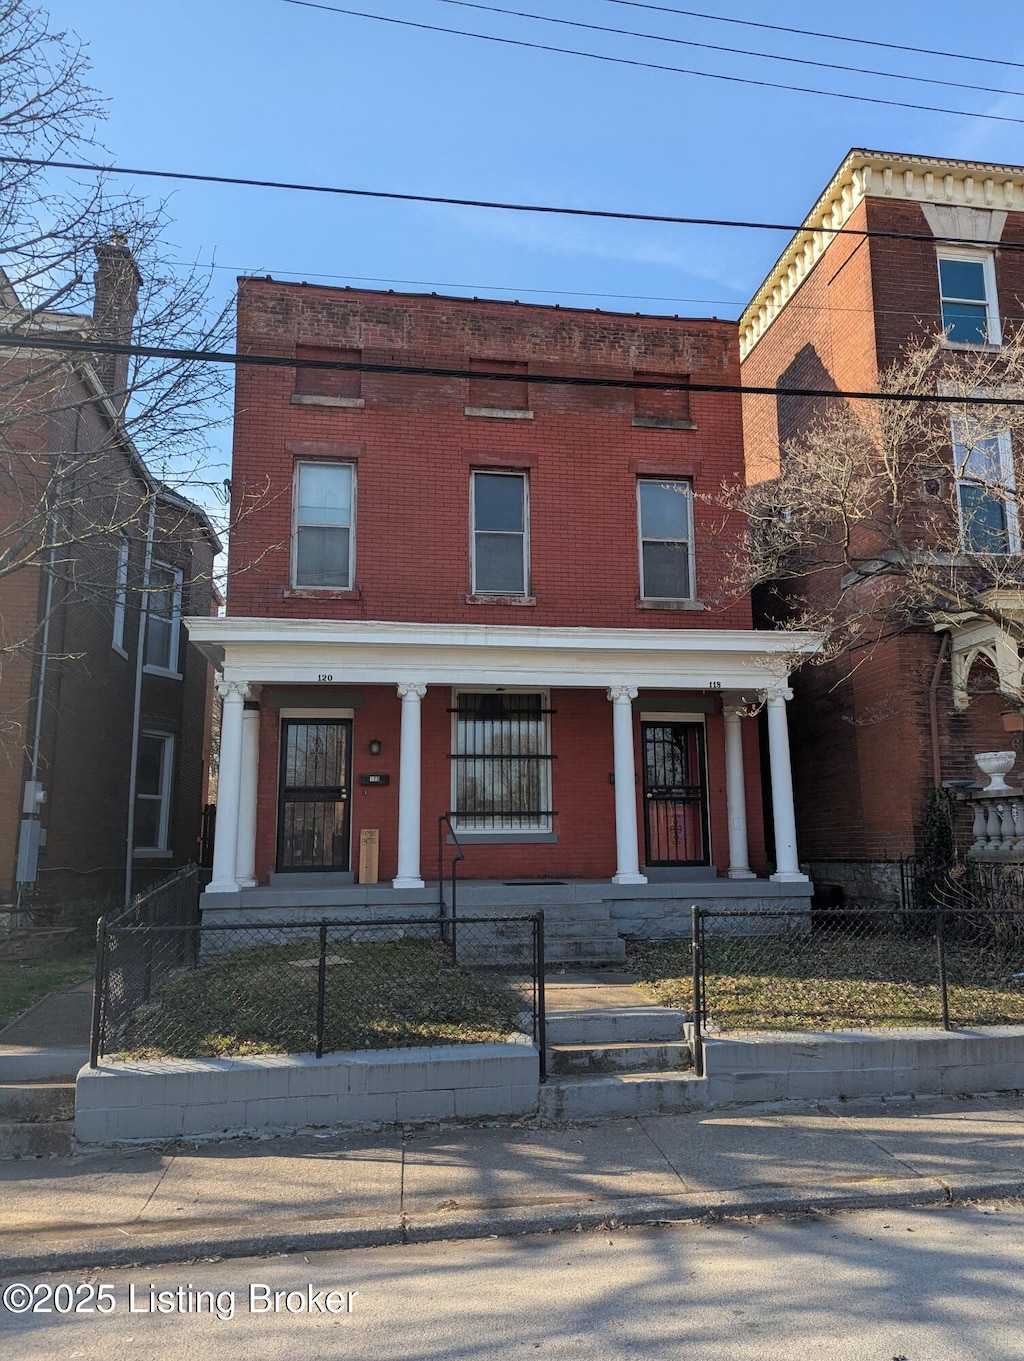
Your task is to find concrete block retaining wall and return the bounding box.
[75,1042,539,1143]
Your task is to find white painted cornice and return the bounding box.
[183,616,822,692]
[740,149,1024,361]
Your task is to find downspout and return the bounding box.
[929,633,951,790]
[124,490,157,908]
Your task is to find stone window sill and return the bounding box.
[631,417,697,431]
[636,598,705,611]
[465,594,537,606]
[464,406,534,420]
[290,395,365,409]
[447,832,558,845]
[283,587,361,600]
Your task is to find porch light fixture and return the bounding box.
[368,739,382,755]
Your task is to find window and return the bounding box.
[112,535,129,653]
[293,461,354,588]
[294,344,362,399]
[144,562,182,673]
[938,253,1000,346]
[134,733,173,852]
[638,479,694,599]
[451,691,552,831]
[953,420,1019,554]
[471,470,528,595]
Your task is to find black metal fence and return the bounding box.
[91,911,547,1078]
[691,905,1024,1055]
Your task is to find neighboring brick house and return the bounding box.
[187,279,818,930]
[0,247,220,914]
[740,148,1024,909]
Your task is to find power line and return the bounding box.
[9,153,1024,254]
[602,0,1024,74]
[435,0,1024,99]
[4,329,1023,407]
[277,0,1024,125]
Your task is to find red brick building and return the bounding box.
[0,249,219,914]
[741,149,1024,909]
[188,280,818,941]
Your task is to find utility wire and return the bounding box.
[277,0,1024,125]
[9,153,1024,254]
[4,330,1023,407]
[602,0,1024,74]
[436,0,1024,98]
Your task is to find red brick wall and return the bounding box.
[227,282,752,631]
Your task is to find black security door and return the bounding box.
[277,720,352,871]
[641,721,709,866]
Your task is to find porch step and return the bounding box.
[548,1041,692,1075]
[538,1071,704,1121]
[0,1081,76,1122]
[545,1007,689,1046]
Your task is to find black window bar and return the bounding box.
[448,693,556,830]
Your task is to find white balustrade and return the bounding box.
[965,790,1024,858]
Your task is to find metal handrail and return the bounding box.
[437,812,465,954]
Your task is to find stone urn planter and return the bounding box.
[974,750,1018,792]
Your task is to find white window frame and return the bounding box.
[637,478,696,601]
[133,731,174,857]
[112,534,129,657]
[450,687,551,834]
[937,249,1001,348]
[470,469,530,596]
[952,419,1020,555]
[143,561,183,678]
[291,460,356,590]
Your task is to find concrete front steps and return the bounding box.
[460,904,626,968]
[539,1003,699,1119]
[0,1080,76,1158]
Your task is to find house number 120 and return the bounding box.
[318,674,334,682]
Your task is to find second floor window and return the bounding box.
[294,461,354,588]
[938,253,1000,346]
[638,479,694,599]
[472,470,528,595]
[954,421,1018,555]
[145,562,182,673]
[112,535,129,652]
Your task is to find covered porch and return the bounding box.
[186,618,820,913]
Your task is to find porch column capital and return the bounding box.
[764,684,794,705]
[397,681,427,701]
[215,677,249,701]
[607,685,638,704]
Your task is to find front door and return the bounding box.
[277,719,352,872]
[641,721,710,866]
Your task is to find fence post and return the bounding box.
[535,911,546,1083]
[89,916,107,1069]
[315,921,328,1059]
[936,908,951,1031]
[691,904,704,1078]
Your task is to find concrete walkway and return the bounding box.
[4,1092,1024,1273]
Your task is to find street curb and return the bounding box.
[6,1174,1022,1274]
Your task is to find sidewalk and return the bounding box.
[4,1092,1024,1273]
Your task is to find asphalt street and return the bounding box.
[3,1201,1024,1359]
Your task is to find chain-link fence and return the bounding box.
[690,906,1024,1039]
[91,913,546,1075]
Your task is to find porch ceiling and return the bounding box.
[184,616,821,692]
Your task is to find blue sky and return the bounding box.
[36,0,1024,481]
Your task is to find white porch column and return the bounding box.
[765,686,808,882]
[608,685,647,885]
[394,682,427,889]
[235,686,262,889]
[723,704,755,880]
[209,678,247,894]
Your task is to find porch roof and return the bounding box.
[184,616,821,692]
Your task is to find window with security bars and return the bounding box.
[451,691,553,831]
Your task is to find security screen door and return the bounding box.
[277,719,352,871]
[641,721,709,866]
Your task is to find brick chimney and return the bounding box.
[92,233,141,412]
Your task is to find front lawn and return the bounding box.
[0,952,95,1030]
[628,932,1024,1032]
[113,937,523,1058]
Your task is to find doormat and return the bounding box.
[503,880,568,886]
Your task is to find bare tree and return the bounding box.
[729,330,1024,699]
